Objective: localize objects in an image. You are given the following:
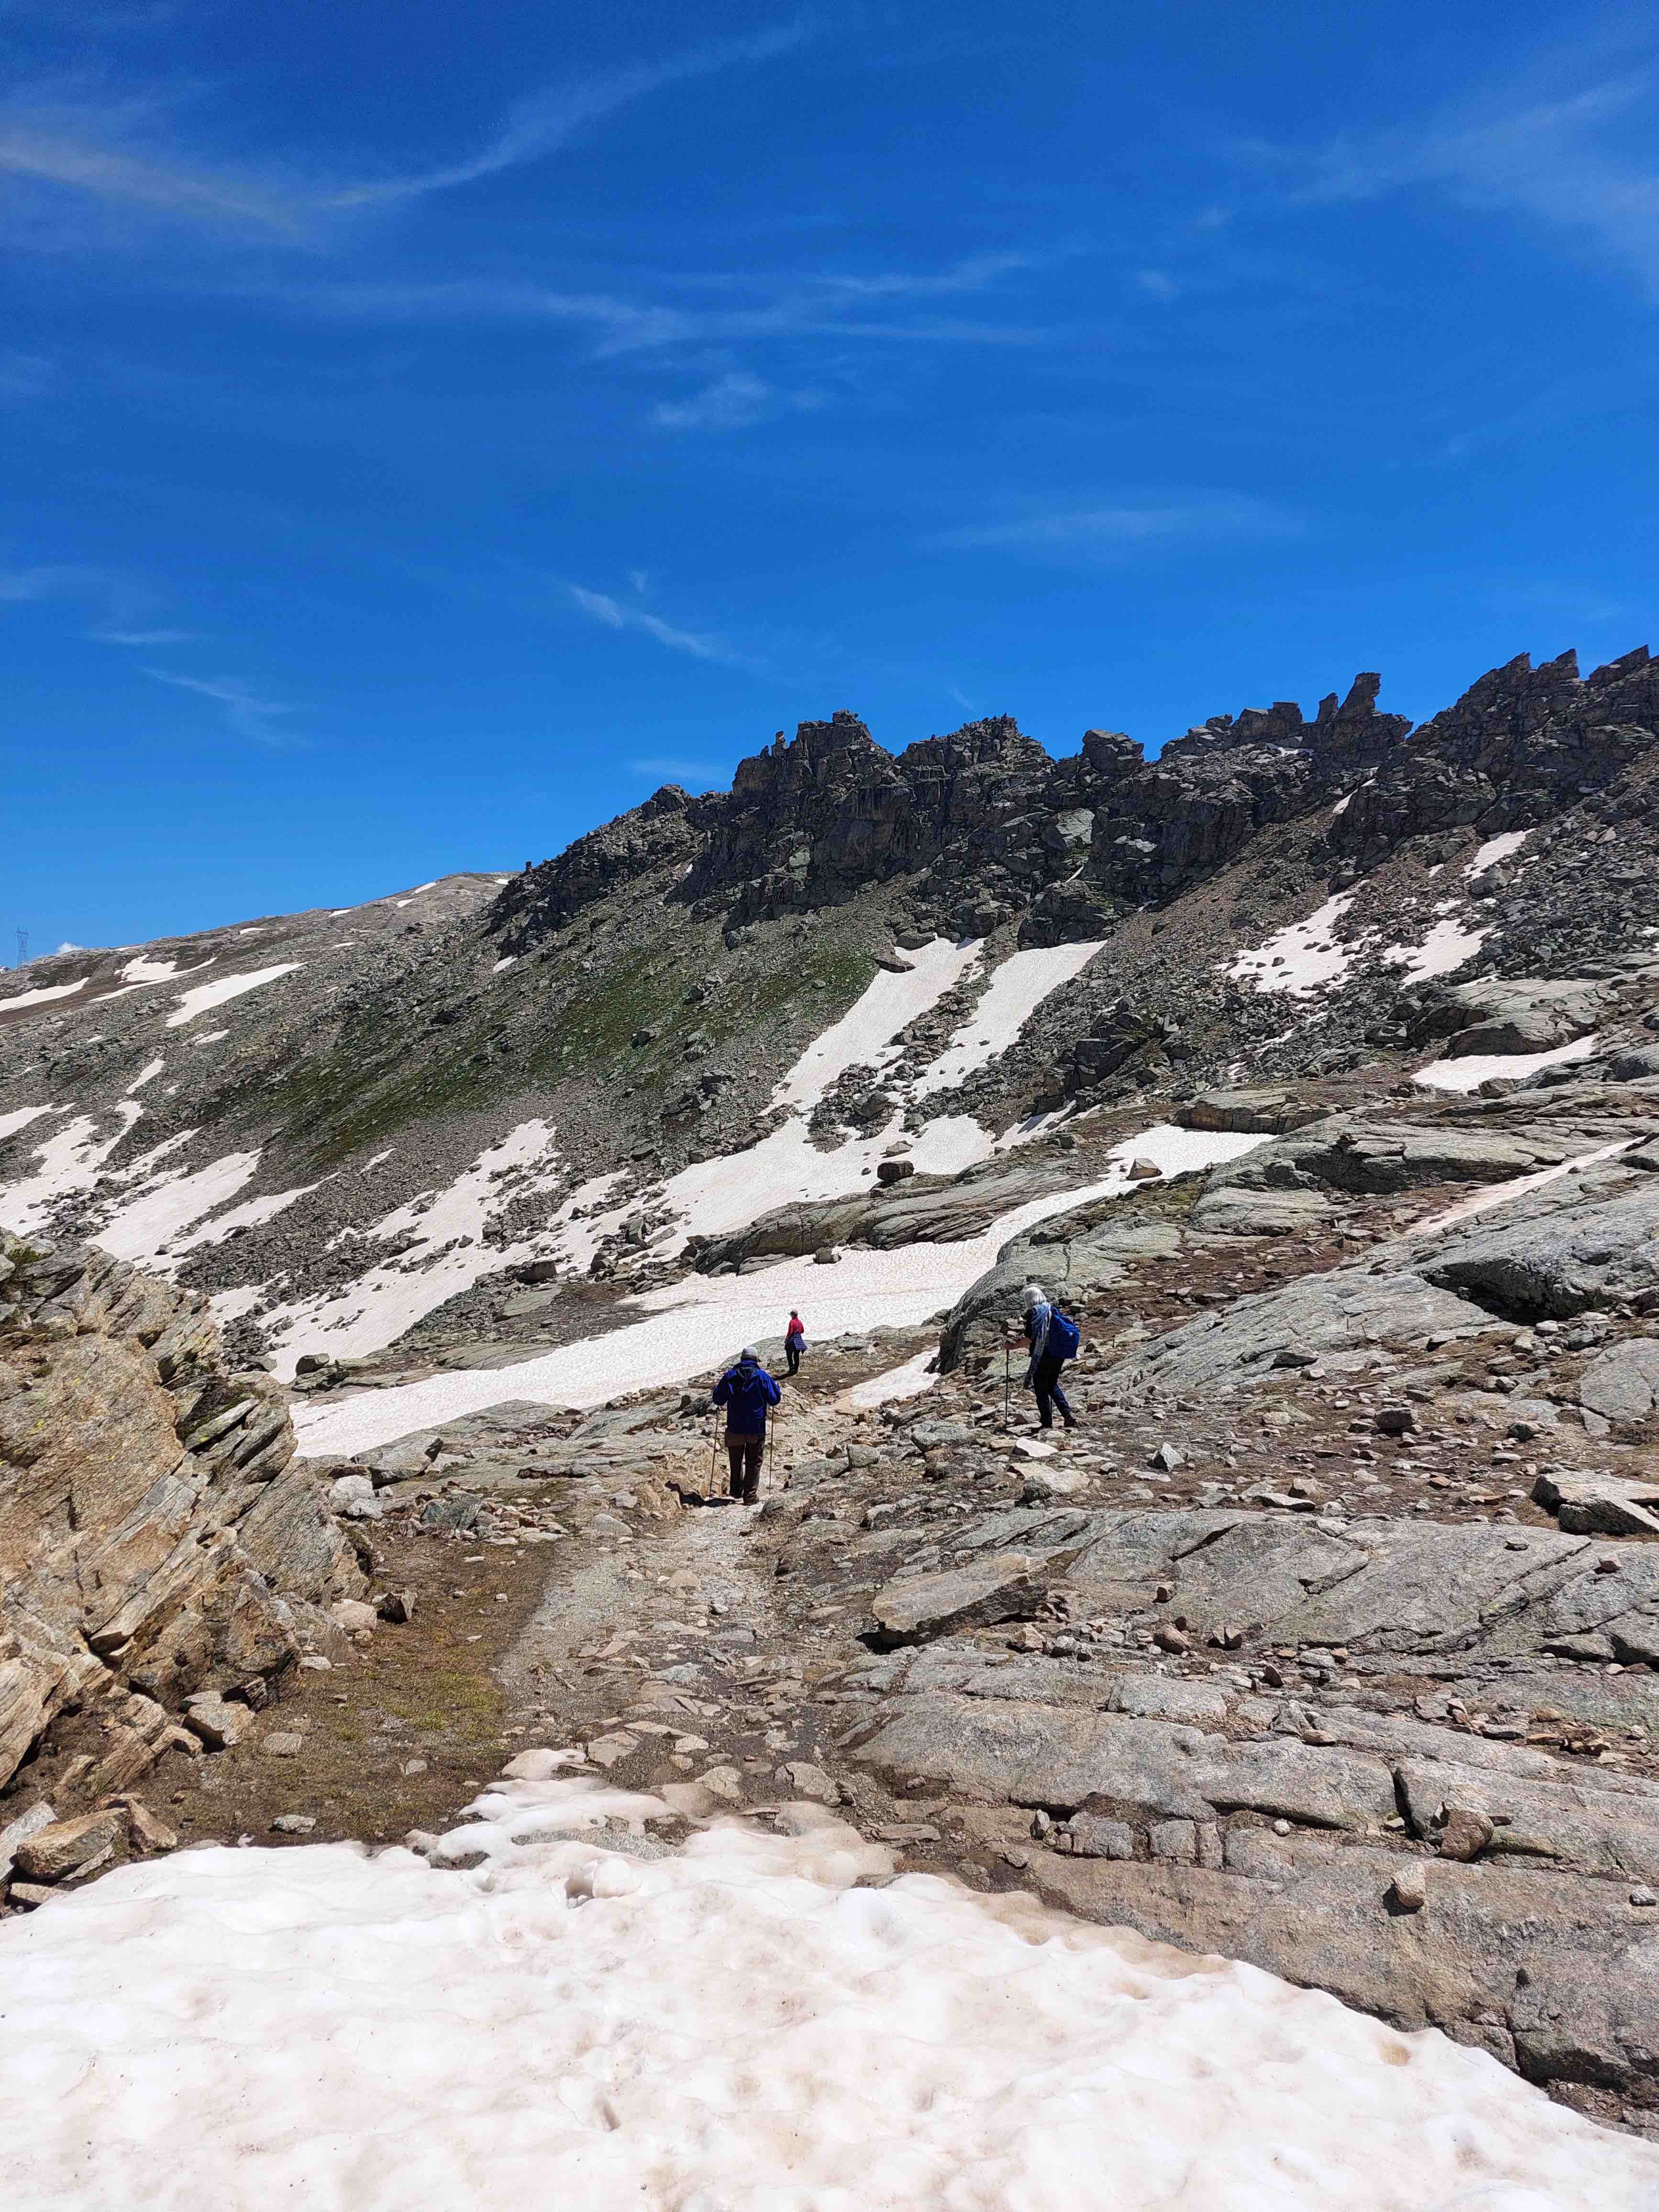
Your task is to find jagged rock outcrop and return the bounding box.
[1328,646,1657,863]
[0,1230,362,1821]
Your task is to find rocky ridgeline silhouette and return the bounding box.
[494,647,1653,952]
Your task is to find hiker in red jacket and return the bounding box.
[785,1311,807,1376]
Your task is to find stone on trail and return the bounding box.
[121,1798,178,1854]
[780,1762,837,1802]
[262,1733,305,1759]
[1577,1336,1659,1425]
[1532,1468,1659,1538]
[271,1814,317,1835]
[867,1553,1054,1648]
[0,1801,58,1881]
[183,1696,250,1752]
[328,1473,383,1521]
[13,1808,126,1884]
[1389,1863,1429,1913]
[1438,1807,1495,1862]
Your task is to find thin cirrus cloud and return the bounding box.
[141,666,301,746]
[651,369,822,431]
[90,626,197,645]
[1250,68,1659,298]
[568,583,733,664]
[925,498,1305,556]
[268,248,1054,357]
[0,21,811,243]
[324,22,811,211]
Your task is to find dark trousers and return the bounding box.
[726,1434,764,1502]
[785,1342,802,1375]
[1031,1353,1074,1428]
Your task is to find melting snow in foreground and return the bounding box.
[295,1125,1265,1455]
[2,1775,1651,2212]
[1412,1034,1601,1092]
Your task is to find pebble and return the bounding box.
[271,1814,317,1835]
[262,1734,305,1758]
[1390,1864,1429,1913]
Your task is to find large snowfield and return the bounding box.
[4,1773,1655,2212]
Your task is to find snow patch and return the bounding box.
[1384,911,1489,983]
[1467,830,1529,877]
[295,1125,1265,1455]
[1412,1035,1600,1093]
[772,937,983,1113]
[492,955,517,974]
[840,1348,942,1409]
[1412,1138,1637,1239]
[913,940,1104,1096]
[115,953,213,989]
[165,963,301,1029]
[171,1181,317,1256]
[0,976,86,1015]
[2,1776,1651,2212]
[124,1058,166,1094]
[262,1122,565,1374]
[95,1151,265,1265]
[0,1104,57,1148]
[0,1106,144,1236]
[1228,895,1356,996]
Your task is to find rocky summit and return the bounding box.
[6,640,1659,2139]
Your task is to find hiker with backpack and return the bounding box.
[784,1311,807,1376]
[710,1346,781,1504]
[1021,1282,1079,1430]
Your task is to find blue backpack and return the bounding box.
[1048,1309,1081,1361]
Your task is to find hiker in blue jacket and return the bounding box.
[1021,1282,1079,1430]
[710,1346,782,1504]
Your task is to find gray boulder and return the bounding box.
[1421,1180,1659,1318]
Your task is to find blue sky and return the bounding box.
[5,0,1659,952]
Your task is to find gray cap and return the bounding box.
[740,1345,761,1363]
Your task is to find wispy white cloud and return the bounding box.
[265,257,1054,354]
[0,560,198,640]
[925,497,1304,555]
[91,625,196,644]
[651,368,824,430]
[0,89,315,239]
[325,22,811,211]
[141,665,301,745]
[568,583,731,663]
[0,22,811,245]
[1251,67,1659,297]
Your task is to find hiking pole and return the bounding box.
[1003,1341,1010,1430]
